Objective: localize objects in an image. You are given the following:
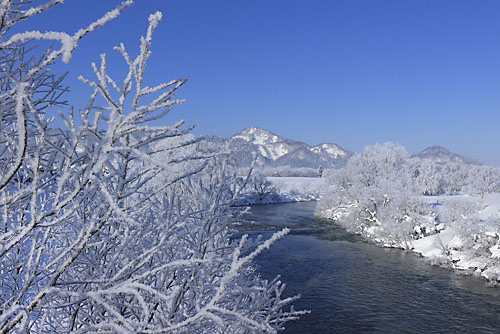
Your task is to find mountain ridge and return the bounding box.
[228,126,352,169]
[199,127,483,173]
[413,145,481,165]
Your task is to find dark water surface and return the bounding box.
[235,201,500,334]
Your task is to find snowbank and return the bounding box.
[409,194,500,284]
[318,190,500,285]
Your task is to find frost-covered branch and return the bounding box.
[0,2,303,333]
[2,1,133,64]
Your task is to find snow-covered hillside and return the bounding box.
[310,143,347,159]
[414,146,481,165]
[232,127,301,160]
[227,127,352,170]
[233,127,283,147]
[200,128,486,178]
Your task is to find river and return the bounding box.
[234,201,500,334]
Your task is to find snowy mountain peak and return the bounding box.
[231,127,293,160]
[229,127,351,166]
[232,127,285,146]
[310,143,347,158]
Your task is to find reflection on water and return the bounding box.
[234,201,500,334]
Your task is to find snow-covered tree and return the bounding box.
[317,142,430,248]
[466,165,500,198]
[248,172,276,201]
[410,158,447,196]
[0,2,304,333]
[438,197,482,227]
[445,162,469,193]
[410,158,496,197]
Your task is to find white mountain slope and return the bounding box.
[414,146,481,165]
[310,143,347,159]
[231,127,299,160]
[232,127,282,146]
[206,128,481,172]
[229,127,351,169]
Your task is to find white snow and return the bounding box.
[413,227,457,259]
[267,176,327,195]
[271,143,289,159]
[489,245,500,259]
[478,193,500,218]
[233,128,291,160]
[411,193,500,283]
[233,127,280,146]
[310,143,346,158]
[257,146,268,157]
[255,143,290,160]
[233,128,347,161]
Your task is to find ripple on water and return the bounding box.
[237,201,500,334]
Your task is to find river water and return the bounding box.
[234,201,500,334]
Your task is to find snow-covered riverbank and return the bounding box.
[412,193,500,284]
[319,191,500,285]
[238,175,500,285]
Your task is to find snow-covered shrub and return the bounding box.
[437,197,482,227]
[411,196,500,284]
[0,2,304,333]
[445,162,470,193]
[410,159,472,196]
[317,143,430,248]
[233,172,282,205]
[410,158,448,196]
[409,158,499,197]
[465,165,500,198]
[250,172,277,200]
[440,215,500,278]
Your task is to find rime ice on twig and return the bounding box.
[2,1,133,63]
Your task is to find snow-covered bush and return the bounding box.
[248,172,277,200]
[465,165,500,198]
[410,158,448,196]
[232,172,282,205]
[431,213,500,280]
[410,159,471,196]
[317,143,430,248]
[411,156,500,199]
[0,2,304,333]
[319,140,500,284]
[409,158,499,197]
[438,197,482,226]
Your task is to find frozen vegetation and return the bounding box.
[3,1,500,333]
[316,142,500,285]
[0,2,306,333]
[233,174,326,205]
[411,193,500,283]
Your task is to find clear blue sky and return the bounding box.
[15,0,500,165]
